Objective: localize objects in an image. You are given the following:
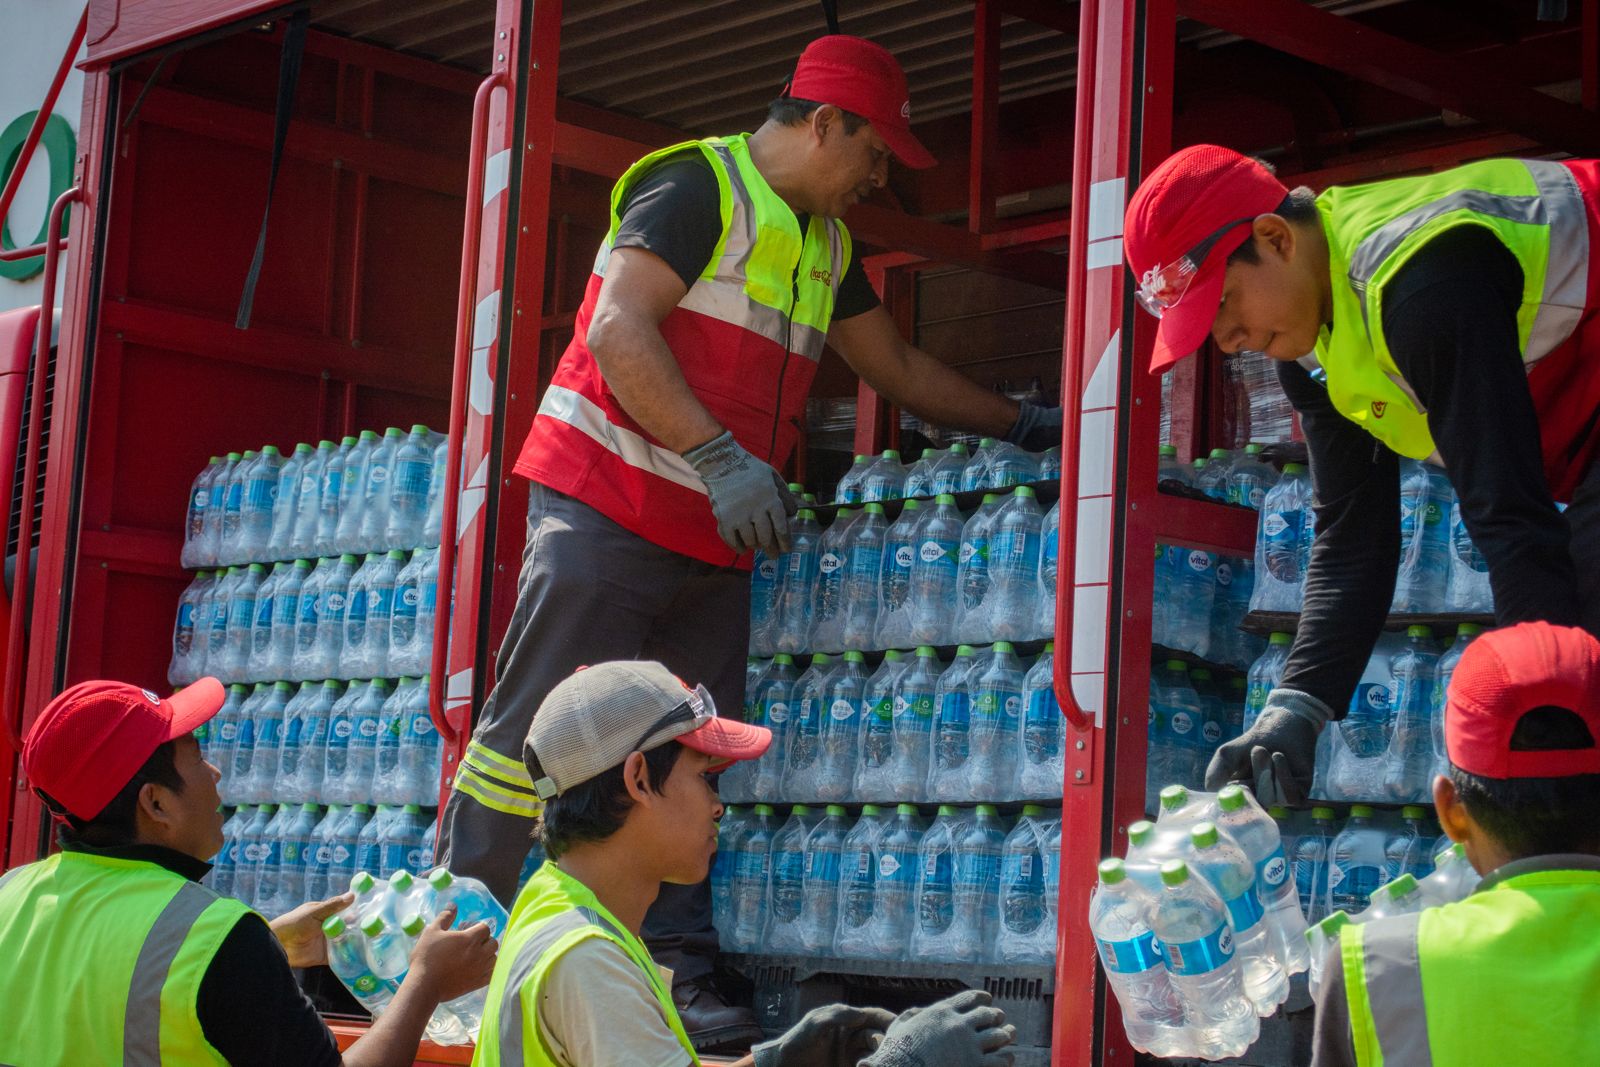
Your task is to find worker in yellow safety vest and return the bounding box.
[1310,620,1600,1067]
[1122,145,1600,805]
[0,677,497,1067]
[471,659,1018,1067]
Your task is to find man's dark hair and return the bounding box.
[767,96,869,136]
[533,743,683,860]
[1449,706,1600,860]
[38,740,184,848]
[1225,157,1319,266]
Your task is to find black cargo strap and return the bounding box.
[236,8,309,330]
[820,0,840,33]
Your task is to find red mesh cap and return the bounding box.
[788,35,935,169]
[22,678,225,820]
[1123,145,1289,373]
[1446,622,1600,779]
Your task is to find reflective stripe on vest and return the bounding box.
[514,134,848,567]
[1315,157,1593,464]
[1342,912,1431,1067]
[0,852,249,1066]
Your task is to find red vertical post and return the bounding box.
[969,0,1001,235]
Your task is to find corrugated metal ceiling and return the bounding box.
[314,0,1076,132]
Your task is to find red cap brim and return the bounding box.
[877,121,936,170]
[167,677,225,739]
[1149,265,1225,374]
[678,716,772,768]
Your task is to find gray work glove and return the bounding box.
[863,990,1017,1067]
[682,431,796,556]
[752,1003,897,1067]
[1004,401,1063,452]
[1204,687,1333,806]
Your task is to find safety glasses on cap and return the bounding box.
[1136,215,1258,319]
[628,682,718,754]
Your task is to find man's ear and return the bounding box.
[809,104,840,145]
[1434,773,1472,843]
[621,751,654,805]
[136,781,176,836]
[1255,213,1296,262]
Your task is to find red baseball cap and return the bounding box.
[22,677,225,820]
[786,35,936,170]
[1123,145,1289,373]
[1446,622,1600,779]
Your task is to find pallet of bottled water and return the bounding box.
[322,867,509,1044]
[715,802,1060,970]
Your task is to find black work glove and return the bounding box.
[753,1003,898,1067]
[1204,688,1332,806]
[863,990,1017,1067]
[1004,401,1063,452]
[682,430,797,556]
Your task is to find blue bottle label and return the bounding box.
[411,713,435,740]
[397,459,431,497]
[773,849,804,886]
[733,848,770,882]
[939,691,971,729]
[1163,924,1235,976]
[237,717,255,748]
[918,538,958,572]
[805,849,841,884]
[1098,931,1164,975]
[257,716,280,747]
[371,585,394,618]
[922,847,954,887]
[1224,888,1265,932]
[255,594,274,630]
[846,848,875,885]
[1025,687,1059,727]
[177,603,195,631]
[327,715,352,752]
[955,850,1001,892]
[877,845,919,886]
[347,589,368,625]
[1256,845,1289,890]
[1001,851,1037,886]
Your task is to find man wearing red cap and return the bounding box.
[440,34,1061,1048]
[1124,145,1600,804]
[0,678,497,1067]
[1310,621,1600,1067]
[472,661,1015,1067]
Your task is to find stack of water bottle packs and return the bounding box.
[713,801,1061,967]
[321,865,509,1044]
[752,464,1062,656]
[833,438,1060,505]
[1089,784,1309,1060]
[725,642,1065,806]
[1144,660,1248,810]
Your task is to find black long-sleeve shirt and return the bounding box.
[1279,225,1581,715]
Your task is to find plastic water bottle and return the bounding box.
[908,494,963,645]
[1290,806,1337,924]
[1228,444,1277,509]
[1243,632,1292,732]
[378,804,429,878]
[1188,670,1228,757]
[315,437,351,556]
[968,642,1025,800]
[233,805,274,908]
[212,807,244,899]
[781,655,837,801]
[928,442,970,495]
[239,446,284,561]
[1446,497,1492,611]
[387,549,425,675]
[274,681,316,802]
[1327,633,1403,800]
[1196,449,1233,501]
[1357,872,1425,925]
[355,807,393,878]
[885,646,940,801]
[349,551,403,679]
[1150,660,1208,793]
[1326,805,1389,916]
[225,684,265,804]
[986,487,1045,643]
[242,563,282,682]
[181,458,223,568]
[214,564,262,682]
[815,652,868,802]
[834,454,870,504]
[1185,821,1289,1013]
[289,558,328,681]
[1091,859,1187,1058]
[278,802,322,911]
[351,680,391,803]
[929,646,980,802]
[711,806,746,931]
[749,656,798,800]
[949,804,1005,962]
[357,427,405,551]
[211,684,248,801]
[1215,785,1309,976]
[1020,644,1063,798]
[1385,806,1433,881]
[190,569,226,681]
[261,558,307,679]
[869,804,925,955]
[198,452,237,566]
[327,805,371,896]
[833,806,885,957]
[1417,842,1480,906]
[983,440,1037,489]
[341,554,376,678]
[426,868,509,937]
[1303,911,1351,1005]
[1384,626,1439,802]
[1166,548,1217,658]
[955,494,1002,641]
[997,807,1050,963]
[749,547,780,656]
[418,435,448,550]
[304,804,344,902]
[401,676,442,806]
[168,571,213,686]
[323,915,394,1015]
[797,805,849,953]
[809,509,856,652]
[332,430,377,554]
[1253,462,1311,611]
[255,805,295,916]
[219,450,258,565]
[730,804,778,951]
[1392,460,1452,613]
[386,425,434,549]
[1157,444,1192,487]
[854,652,904,801]
[1036,446,1061,482]
[243,682,290,804]
[323,680,367,803]
[873,500,921,648]
[373,679,412,805]
[773,510,822,655]
[1151,859,1260,1058]
[861,449,908,503]
[903,449,937,499]
[1036,499,1059,639]
[837,504,887,650]
[267,444,312,558]
[764,805,816,953]
[288,441,333,559]
[316,554,360,679]
[1431,624,1480,782]
[911,806,964,960]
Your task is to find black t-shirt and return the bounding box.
[1279,224,1582,712]
[57,836,342,1067]
[611,155,881,321]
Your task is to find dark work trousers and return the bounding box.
[437,483,751,985]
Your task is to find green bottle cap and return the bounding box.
[1044,641,1055,652]
[1245,443,1265,455]
[1284,462,1308,474]
[798,509,816,521]
[1269,632,1293,646]
[1098,858,1127,885]
[922,448,940,460]
[956,645,975,657]
[390,870,414,891]
[826,804,848,816]
[902,499,921,512]
[897,803,918,815]
[1217,784,1247,812]
[979,437,996,447]
[1190,822,1219,848]
[1159,444,1177,457]
[294,558,312,570]
[1021,804,1046,817]
[388,549,406,561]
[1458,623,1484,637]
[775,654,795,665]
[950,442,970,456]
[1350,804,1375,818]
[318,440,336,450]
[360,430,379,441]
[883,650,903,662]
[340,553,358,564]
[862,804,883,816]
[428,869,454,889]
[754,804,776,816]
[994,641,1014,653]
[1192,458,1205,470]
[401,913,426,937]
[1128,820,1154,847]
[1407,625,1432,639]
[341,436,357,447]
[916,646,938,658]
[1268,805,1290,819]
[844,651,866,663]
[248,563,266,575]
[411,424,431,435]
[226,452,242,462]
[1164,659,1187,672]
[1209,448,1229,459]
[385,427,404,438]
[976,804,998,817]
[1191,668,1213,682]
[866,503,886,516]
[360,915,385,938]
[1014,486,1036,499]
[1159,859,1190,887]
[812,653,832,665]
[936,804,957,816]
[792,804,812,815]
[982,493,999,505]
[936,493,957,505]
[1384,873,1419,898]
[351,871,376,894]
[881,449,900,461]
[1159,785,1189,811]
[853,455,868,464]
[322,916,346,937]
[1401,806,1428,819]
[1312,806,1336,820]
